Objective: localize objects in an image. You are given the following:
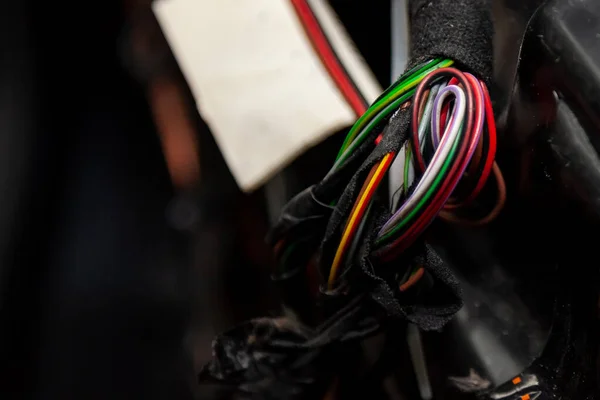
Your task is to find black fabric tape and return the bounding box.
[353,209,463,331]
[202,1,495,394]
[268,126,379,248]
[318,108,412,278]
[267,186,334,246]
[315,0,492,323]
[314,108,461,332]
[199,296,381,399]
[408,0,494,83]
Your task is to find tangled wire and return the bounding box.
[200,58,505,400]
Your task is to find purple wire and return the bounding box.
[431,100,454,149]
[422,75,486,220]
[430,85,449,148]
[378,85,465,236]
[419,77,486,229]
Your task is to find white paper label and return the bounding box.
[153,0,381,191]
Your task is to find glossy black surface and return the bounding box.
[504,0,600,219]
[480,0,600,397]
[422,0,600,398]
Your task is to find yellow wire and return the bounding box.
[328,153,394,289]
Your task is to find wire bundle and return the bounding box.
[272,58,505,296]
[325,60,505,290]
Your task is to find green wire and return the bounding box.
[335,59,443,159]
[335,60,437,158]
[377,125,462,245]
[375,121,465,246]
[331,89,415,171]
[335,58,454,160]
[370,58,443,110]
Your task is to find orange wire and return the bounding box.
[328,152,395,289]
[400,267,425,292]
[439,162,506,226]
[345,164,379,223]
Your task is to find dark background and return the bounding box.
[0,1,544,399]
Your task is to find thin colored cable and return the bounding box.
[433,77,458,148]
[465,127,485,181]
[421,83,443,150]
[441,76,496,212]
[341,164,379,237]
[410,69,473,174]
[372,58,441,106]
[407,71,477,218]
[398,263,415,286]
[439,73,485,208]
[328,153,393,287]
[377,70,477,251]
[336,59,454,159]
[328,152,395,289]
[325,64,502,271]
[379,96,478,259]
[344,202,372,271]
[329,90,415,174]
[398,84,465,216]
[400,267,425,292]
[376,111,464,246]
[401,86,440,194]
[378,85,466,237]
[439,162,506,226]
[461,82,497,204]
[336,58,443,156]
[290,0,367,116]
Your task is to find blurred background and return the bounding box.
[0,0,597,399]
[0,1,394,398]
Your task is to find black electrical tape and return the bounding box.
[198,296,382,399]
[408,0,494,83]
[318,109,412,279]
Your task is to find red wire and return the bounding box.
[385,88,491,259]
[462,82,497,204]
[290,0,367,116]
[388,79,493,257]
[411,69,471,173]
[458,73,485,179]
[439,102,451,132]
[331,152,396,282]
[439,78,458,131]
[381,72,482,261]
